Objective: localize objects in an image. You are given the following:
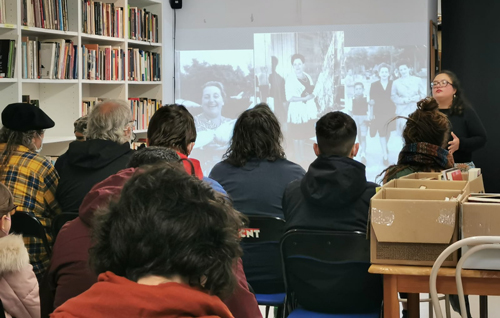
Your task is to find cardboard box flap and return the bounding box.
[371,200,457,244]
[394,179,467,190]
[401,172,442,180]
[383,188,462,200]
[462,199,500,238]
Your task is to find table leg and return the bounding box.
[480,296,488,318]
[384,275,399,318]
[408,293,420,318]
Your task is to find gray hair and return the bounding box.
[127,146,181,168]
[86,99,132,144]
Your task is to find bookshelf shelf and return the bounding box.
[0,24,17,30]
[82,80,126,84]
[21,26,78,37]
[22,79,79,84]
[128,81,162,85]
[0,78,17,83]
[81,34,126,43]
[3,0,163,149]
[127,39,162,47]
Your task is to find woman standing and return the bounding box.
[391,61,426,136]
[432,70,487,165]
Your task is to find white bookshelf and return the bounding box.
[0,0,163,149]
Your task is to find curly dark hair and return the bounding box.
[379,97,450,183]
[89,163,246,298]
[223,103,285,167]
[127,146,180,168]
[147,104,196,155]
[435,70,467,116]
[291,53,305,65]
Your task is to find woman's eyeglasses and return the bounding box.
[431,80,453,88]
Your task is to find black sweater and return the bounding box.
[440,105,487,163]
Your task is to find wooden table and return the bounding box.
[369,264,500,318]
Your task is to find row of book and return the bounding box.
[22,0,69,31]
[128,48,160,82]
[0,40,16,78]
[129,7,159,43]
[83,44,125,81]
[81,97,102,116]
[82,0,125,38]
[129,97,162,131]
[22,38,77,79]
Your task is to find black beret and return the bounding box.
[2,103,55,131]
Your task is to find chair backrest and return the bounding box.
[52,212,79,239]
[240,215,286,294]
[10,212,52,256]
[281,229,383,314]
[0,298,6,318]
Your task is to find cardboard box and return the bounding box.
[370,187,460,266]
[400,172,443,180]
[401,172,485,194]
[460,197,500,270]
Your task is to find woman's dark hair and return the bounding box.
[127,146,180,168]
[147,104,196,155]
[436,70,467,116]
[223,103,285,167]
[0,127,42,175]
[291,53,305,65]
[396,59,409,69]
[202,81,227,99]
[89,163,247,298]
[379,97,451,183]
[378,63,390,73]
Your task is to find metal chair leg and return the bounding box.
[445,295,451,318]
[429,294,433,318]
[265,306,270,318]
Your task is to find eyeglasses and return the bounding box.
[431,80,453,88]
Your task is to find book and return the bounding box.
[468,194,500,203]
[39,42,56,79]
[0,40,16,78]
[448,169,463,181]
[442,167,460,181]
[468,168,481,181]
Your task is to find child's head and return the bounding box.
[314,111,358,158]
[0,183,16,236]
[354,82,364,97]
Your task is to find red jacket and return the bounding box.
[42,167,261,318]
[51,271,233,318]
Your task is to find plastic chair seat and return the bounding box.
[288,308,380,318]
[255,293,286,306]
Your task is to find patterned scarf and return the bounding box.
[398,142,454,169]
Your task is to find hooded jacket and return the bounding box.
[55,139,134,212]
[283,155,377,232]
[50,272,233,318]
[0,234,40,318]
[43,168,261,318]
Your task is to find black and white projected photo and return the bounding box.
[175,50,255,173]
[253,31,345,167]
[343,45,427,181]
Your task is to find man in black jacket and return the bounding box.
[283,111,377,232]
[55,99,134,212]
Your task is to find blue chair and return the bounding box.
[280,230,383,318]
[241,215,286,318]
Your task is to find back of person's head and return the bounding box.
[402,97,450,148]
[86,99,132,144]
[127,146,181,168]
[147,104,196,156]
[223,103,285,167]
[315,111,357,157]
[89,164,246,298]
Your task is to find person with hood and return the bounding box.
[0,183,40,318]
[282,111,377,232]
[42,147,260,318]
[51,164,244,318]
[55,100,134,212]
[0,102,60,280]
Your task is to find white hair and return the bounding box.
[86,99,132,144]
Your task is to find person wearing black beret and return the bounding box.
[0,102,61,281]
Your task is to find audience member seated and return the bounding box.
[0,183,40,318]
[51,164,244,318]
[73,116,88,142]
[210,103,305,218]
[147,104,227,194]
[0,102,60,280]
[380,97,453,183]
[43,147,261,318]
[283,111,377,233]
[55,100,134,212]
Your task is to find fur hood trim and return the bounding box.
[0,234,30,274]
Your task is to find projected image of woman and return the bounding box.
[391,60,425,136]
[369,63,395,166]
[285,54,318,163]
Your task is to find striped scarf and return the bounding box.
[398,142,454,169]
